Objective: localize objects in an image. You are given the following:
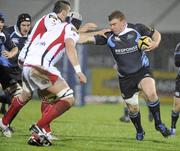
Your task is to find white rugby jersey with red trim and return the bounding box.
[24,22,79,68]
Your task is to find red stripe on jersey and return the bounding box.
[30,17,47,43]
[47,24,67,59]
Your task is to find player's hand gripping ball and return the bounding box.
[138,36,152,51]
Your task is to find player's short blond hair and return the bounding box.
[108,10,126,21]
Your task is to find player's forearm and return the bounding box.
[66,47,79,66]
[11,47,19,56]
[66,47,82,73]
[65,39,81,73]
[78,33,95,44]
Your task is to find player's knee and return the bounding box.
[145,91,158,101]
[40,87,74,105]
[20,89,32,103]
[128,104,139,113]
[124,93,139,113]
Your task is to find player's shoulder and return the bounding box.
[47,12,58,20]
[1,28,10,37]
[4,25,14,33]
[132,22,151,30]
[128,22,151,33]
[65,23,78,32]
[127,22,144,29]
[46,12,61,25]
[44,12,61,28]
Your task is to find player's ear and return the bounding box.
[122,20,127,27]
[62,10,68,17]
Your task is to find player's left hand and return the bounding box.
[76,72,87,84]
[2,50,15,58]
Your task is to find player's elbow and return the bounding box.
[152,30,161,47]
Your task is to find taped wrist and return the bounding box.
[74,65,81,73]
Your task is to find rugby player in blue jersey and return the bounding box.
[80,10,170,140]
[0,13,19,108]
[0,13,32,115]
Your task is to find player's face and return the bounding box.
[0,20,4,32]
[20,21,31,36]
[109,18,126,35]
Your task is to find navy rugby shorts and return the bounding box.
[118,67,153,99]
[175,75,180,98]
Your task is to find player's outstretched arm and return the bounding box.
[78,28,110,44]
[78,23,97,33]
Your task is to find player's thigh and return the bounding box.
[173,97,180,112]
[138,77,157,99]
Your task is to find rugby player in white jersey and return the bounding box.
[37,11,98,141]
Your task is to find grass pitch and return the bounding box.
[0,100,180,151]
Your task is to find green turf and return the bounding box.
[0,100,180,151]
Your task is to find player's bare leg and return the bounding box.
[170,96,180,136]
[139,77,170,137]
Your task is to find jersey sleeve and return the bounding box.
[136,23,155,38]
[94,35,108,45]
[94,31,111,45]
[64,24,79,44]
